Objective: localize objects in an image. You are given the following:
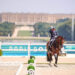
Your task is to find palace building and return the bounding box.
[0,13,75,37]
[0,13,74,25]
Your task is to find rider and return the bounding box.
[49,26,58,48]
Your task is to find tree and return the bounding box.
[57,19,73,41]
[58,24,71,41]
[33,22,51,37]
[0,22,15,36]
[56,18,70,23]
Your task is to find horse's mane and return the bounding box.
[56,36,64,42]
[56,36,64,40]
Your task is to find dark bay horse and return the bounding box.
[46,36,64,67]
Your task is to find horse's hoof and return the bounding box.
[54,64,58,67]
[49,63,52,67]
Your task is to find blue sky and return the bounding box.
[0,0,75,13]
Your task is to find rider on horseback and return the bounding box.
[49,26,58,48]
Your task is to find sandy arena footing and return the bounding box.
[0,56,75,75]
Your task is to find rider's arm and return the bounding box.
[54,30,58,36]
[56,31,58,36]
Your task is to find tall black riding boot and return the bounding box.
[50,41,53,48]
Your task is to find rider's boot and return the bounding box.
[50,41,53,48]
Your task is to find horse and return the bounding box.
[46,36,64,67]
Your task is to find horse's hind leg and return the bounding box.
[49,53,52,67]
[54,54,58,67]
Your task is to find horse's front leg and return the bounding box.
[54,53,58,67]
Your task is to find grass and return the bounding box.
[17,30,32,36]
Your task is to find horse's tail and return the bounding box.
[46,41,50,51]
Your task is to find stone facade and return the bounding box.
[0,13,75,37]
[0,13,74,25]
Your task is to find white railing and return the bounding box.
[0,42,75,56]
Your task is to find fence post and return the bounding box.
[28,42,30,57]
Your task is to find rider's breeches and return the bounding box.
[49,38,55,46]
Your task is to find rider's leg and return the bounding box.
[50,38,54,47]
[50,41,53,47]
[48,38,54,50]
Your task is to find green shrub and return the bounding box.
[28,59,34,64]
[0,49,2,56]
[30,56,35,60]
[27,65,35,70]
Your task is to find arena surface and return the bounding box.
[0,56,75,75]
[0,64,75,75]
[0,65,19,75]
[35,64,75,75]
